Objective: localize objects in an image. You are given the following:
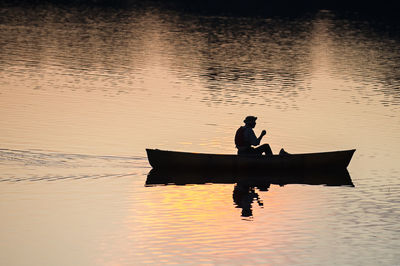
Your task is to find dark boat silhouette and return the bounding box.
[146,149,355,172]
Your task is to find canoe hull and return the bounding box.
[146,148,355,172]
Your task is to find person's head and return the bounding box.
[243,116,257,128]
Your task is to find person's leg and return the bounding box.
[254,144,273,155]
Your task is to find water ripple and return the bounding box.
[0,148,149,182]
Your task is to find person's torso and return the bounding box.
[235,126,255,149]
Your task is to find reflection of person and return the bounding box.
[233,183,268,217]
[235,116,289,156]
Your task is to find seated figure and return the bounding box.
[235,116,288,156]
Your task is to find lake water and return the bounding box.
[1,3,399,265]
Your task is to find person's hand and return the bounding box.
[261,130,267,136]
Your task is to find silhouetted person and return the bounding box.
[235,116,289,156]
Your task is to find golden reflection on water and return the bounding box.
[105,182,344,265]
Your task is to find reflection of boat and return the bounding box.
[146,149,355,172]
[146,168,354,219]
[145,168,354,187]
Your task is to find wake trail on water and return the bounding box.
[0,148,150,182]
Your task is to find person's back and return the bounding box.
[235,125,259,154]
[235,126,249,150]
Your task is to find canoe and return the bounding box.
[146,148,355,172]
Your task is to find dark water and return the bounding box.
[1,3,399,265]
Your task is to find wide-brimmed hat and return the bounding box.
[243,116,257,124]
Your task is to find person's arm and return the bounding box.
[248,129,265,146]
[258,130,266,143]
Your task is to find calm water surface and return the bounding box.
[1,4,399,265]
